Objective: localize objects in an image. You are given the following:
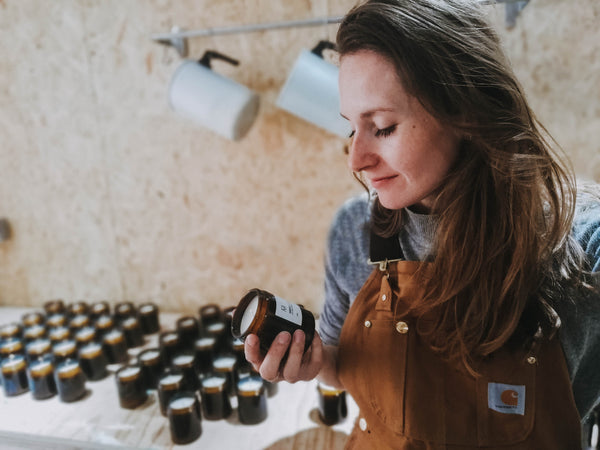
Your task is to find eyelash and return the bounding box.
[347,125,397,139]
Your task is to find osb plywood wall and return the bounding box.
[0,0,598,314]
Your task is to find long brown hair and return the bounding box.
[337,0,588,365]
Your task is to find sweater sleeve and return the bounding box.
[318,194,373,346]
[557,194,600,422]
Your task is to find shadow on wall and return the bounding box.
[264,408,350,450]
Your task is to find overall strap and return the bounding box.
[368,228,404,272]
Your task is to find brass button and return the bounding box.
[395,321,409,334]
[364,320,372,328]
[359,417,367,431]
[381,294,387,301]
[527,356,537,365]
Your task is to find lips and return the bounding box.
[369,175,397,189]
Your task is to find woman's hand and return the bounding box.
[244,330,323,383]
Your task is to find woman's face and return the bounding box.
[339,50,461,212]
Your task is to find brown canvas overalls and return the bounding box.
[337,238,581,449]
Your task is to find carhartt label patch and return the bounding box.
[488,382,525,415]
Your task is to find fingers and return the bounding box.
[259,331,292,382]
[244,334,264,372]
[281,330,306,383]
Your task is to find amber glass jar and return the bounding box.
[138,302,160,334]
[199,304,222,328]
[138,348,163,390]
[55,359,86,402]
[52,340,78,366]
[116,365,148,409]
[317,383,348,425]
[79,342,108,381]
[74,326,97,348]
[22,311,45,328]
[172,353,199,392]
[23,325,47,343]
[44,299,65,315]
[2,355,29,396]
[200,375,232,420]
[0,323,22,341]
[193,337,216,376]
[102,329,129,364]
[121,317,145,348]
[236,376,268,424]
[158,371,184,416]
[25,339,52,363]
[28,358,57,399]
[95,314,115,339]
[231,288,315,355]
[1,338,24,360]
[67,301,89,318]
[176,316,200,350]
[159,331,182,366]
[46,313,67,329]
[114,301,135,324]
[168,392,202,445]
[212,355,237,397]
[89,301,110,320]
[48,326,71,344]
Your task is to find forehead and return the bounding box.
[339,50,410,114]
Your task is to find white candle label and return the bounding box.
[274,296,302,326]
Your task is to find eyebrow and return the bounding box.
[339,108,397,120]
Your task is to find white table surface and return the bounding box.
[0,306,358,450]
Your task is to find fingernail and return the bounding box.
[294,330,304,343]
[278,332,290,344]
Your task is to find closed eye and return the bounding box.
[375,125,397,138]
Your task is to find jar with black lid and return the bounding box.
[46,313,67,329]
[89,301,110,320]
[138,302,160,334]
[55,359,86,402]
[158,371,184,416]
[43,299,65,315]
[317,382,348,425]
[176,316,200,350]
[138,348,163,390]
[2,355,29,396]
[121,316,145,348]
[193,336,216,376]
[48,326,71,344]
[23,324,47,343]
[172,352,199,392]
[236,376,268,424]
[22,311,45,328]
[79,342,108,381]
[116,365,148,409]
[231,288,315,356]
[52,340,78,366]
[25,339,52,363]
[102,329,129,364]
[168,392,202,445]
[200,375,232,420]
[27,358,57,399]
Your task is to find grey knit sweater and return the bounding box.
[319,192,600,424]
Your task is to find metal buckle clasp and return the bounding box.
[367,258,403,272]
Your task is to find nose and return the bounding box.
[347,132,376,173]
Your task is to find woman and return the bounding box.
[245,0,600,448]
